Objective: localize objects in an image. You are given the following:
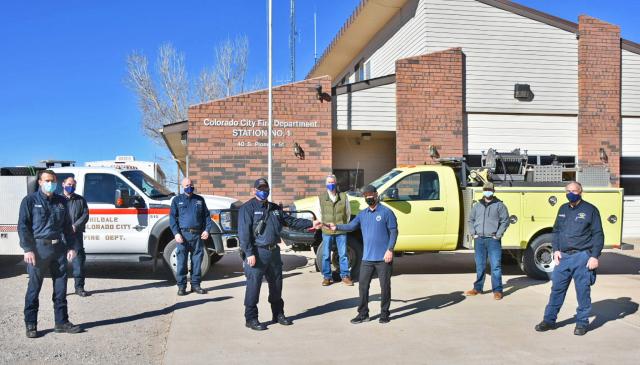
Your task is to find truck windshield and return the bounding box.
[348,169,402,196]
[121,170,174,199]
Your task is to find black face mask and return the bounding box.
[365,197,376,206]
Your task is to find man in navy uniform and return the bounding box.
[18,169,82,338]
[61,176,90,297]
[239,178,321,331]
[170,178,213,296]
[329,184,398,324]
[535,181,604,336]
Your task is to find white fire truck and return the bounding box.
[0,165,239,279]
[84,156,168,188]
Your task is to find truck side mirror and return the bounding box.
[115,189,130,208]
[382,187,399,201]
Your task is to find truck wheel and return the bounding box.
[522,233,554,280]
[315,236,363,281]
[210,253,223,264]
[163,240,211,281]
[0,255,23,267]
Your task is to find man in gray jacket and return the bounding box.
[465,182,510,300]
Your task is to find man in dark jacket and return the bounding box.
[238,178,321,331]
[62,177,90,297]
[465,182,510,300]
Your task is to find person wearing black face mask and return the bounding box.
[238,178,322,331]
[62,177,90,297]
[535,181,604,336]
[169,178,212,296]
[329,184,398,324]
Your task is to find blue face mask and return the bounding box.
[42,181,57,194]
[256,190,270,200]
[483,191,494,198]
[326,183,336,191]
[184,186,194,194]
[566,192,581,203]
[64,185,75,194]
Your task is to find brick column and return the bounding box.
[578,15,621,185]
[187,77,333,204]
[395,48,465,165]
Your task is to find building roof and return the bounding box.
[307,0,640,80]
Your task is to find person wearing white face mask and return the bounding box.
[465,182,510,300]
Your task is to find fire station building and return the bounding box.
[161,0,640,238]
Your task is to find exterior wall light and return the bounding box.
[599,148,608,164]
[180,131,188,146]
[514,83,534,101]
[293,142,305,160]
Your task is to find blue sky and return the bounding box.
[0,0,638,185]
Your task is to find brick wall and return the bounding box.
[187,77,333,205]
[578,15,621,185]
[395,48,465,165]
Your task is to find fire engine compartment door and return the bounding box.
[82,173,152,253]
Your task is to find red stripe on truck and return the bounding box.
[0,225,18,232]
[88,208,170,215]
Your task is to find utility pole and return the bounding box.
[290,0,296,82]
[314,9,318,64]
[268,0,273,196]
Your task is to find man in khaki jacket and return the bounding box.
[318,175,352,286]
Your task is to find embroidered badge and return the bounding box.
[376,215,382,222]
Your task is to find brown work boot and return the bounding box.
[464,289,480,296]
[342,277,354,286]
[493,292,503,300]
[322,278,332,286]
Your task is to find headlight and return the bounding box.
[220,211,232,231]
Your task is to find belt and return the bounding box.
[182,228,203,233]
[36,238,60,245]
[257,243,279,251]
[562,249,587,255]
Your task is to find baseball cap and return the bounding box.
[254,178,269,189]
[362,184,377,194]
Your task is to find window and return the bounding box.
[621,157,640,195]
[84,173,136,204]
[364,60,371,80]
[354,59,365,82]
[334,169,364,193]
[391,172,440,201]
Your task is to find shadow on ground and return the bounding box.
[555,297,639,331]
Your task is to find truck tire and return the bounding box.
[315,236,363,281]
[522,233,554,280]
[163,240,211,281]
[0,255,23,267]
[210,253,223,264]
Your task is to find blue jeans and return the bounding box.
[243,246,284,321]
[24,241,69,325]
[473,237,503,292]
[71,235,86,289]
[321,233,350,279]
[176,231,205,288]
[543,250,594,327]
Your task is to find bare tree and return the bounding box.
[126,44,188,144]
[127,36,254,144]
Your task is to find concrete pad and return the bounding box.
[164,249,640,365]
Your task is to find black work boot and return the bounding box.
[54,322,81,334]
[177,287,187,296]
[25,323,37,338]
[350,313,370,324]
[534,321,556,332]
[191,285,207,294]
[245,319,267,331]
[272,313,292,326]
[574,325,588,336]
[75,288,90,297]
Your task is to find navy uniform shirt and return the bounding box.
[18,190,79,252]
[169,193,213,235]
[552,200,604,258]
[337,203,398,262]
[238,198,313,257]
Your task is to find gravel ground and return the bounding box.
[0,259,177,365]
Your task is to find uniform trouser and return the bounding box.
[71,235,86,290]
[473,237,503,292]
[543,250,595,327]
[24,242,69,325]
[176,231,205,288]
[243,246,284,321]
[321,233,350,279]
[357,260,392,318]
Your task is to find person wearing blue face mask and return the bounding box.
[62,177,90,297]
[238,178,322,330]
[18,170,81,338]
[536,181,604,336]
[318,174,352,286]
[466,182,510,300]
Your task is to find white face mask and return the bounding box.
[42,181,57,194]
[483,191,494,198]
